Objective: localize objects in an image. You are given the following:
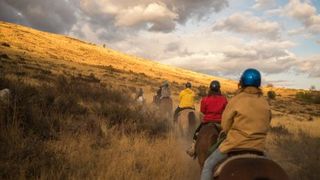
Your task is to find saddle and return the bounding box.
[213,150,266,178]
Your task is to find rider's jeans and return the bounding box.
[201,148,227,180]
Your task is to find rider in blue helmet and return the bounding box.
[201,68,271,180]
[239,68,261,88]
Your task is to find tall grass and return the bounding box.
[0,73,199,179]
[270,126,320,180]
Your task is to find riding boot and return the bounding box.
[186,140,196,158]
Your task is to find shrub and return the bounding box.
[267,90,276,100]
[1,42,10,47]
[296,91,320,104]
[269,125,290,135]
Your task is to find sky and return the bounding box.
[0,0,319,89]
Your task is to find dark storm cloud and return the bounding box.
[0,1,26,24]
[0,0,78,34]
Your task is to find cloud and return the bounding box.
[165,42,181,53]
[252,0,276,10]
[0,0,229,35]
[157,32,297,76]
[77,0,229,34]
[296,56,320,77]
[284,0,320,35]
[0,0,78,34]
[114,3,178,32]
[212,12,281,39]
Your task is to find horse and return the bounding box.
[214,154,289,180]
[176,108,197,138]
[195,123,220,169]
[159,97,173,119]
[195,123,289,180]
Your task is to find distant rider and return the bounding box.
[136,88,145,105]
[160,81,171,100]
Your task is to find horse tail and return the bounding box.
[188,111,196,127]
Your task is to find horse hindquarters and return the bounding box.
[188,111,196,128]
[177,109,197,138]
[159,98,173,118]
[216,157,289,180]
[195,123,220,169]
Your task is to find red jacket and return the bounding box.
[201,95,228,123]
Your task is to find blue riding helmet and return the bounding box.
[210,80,221,91]
[240,68,261,87]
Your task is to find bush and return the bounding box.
[269,125,290,135]
[267,90,276,100]
[296,91,320,104]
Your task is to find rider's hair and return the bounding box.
[208,89,221,96]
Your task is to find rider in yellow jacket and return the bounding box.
[173,82,195,121]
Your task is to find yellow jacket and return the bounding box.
[219,87,271,153]
[179,88,195,108]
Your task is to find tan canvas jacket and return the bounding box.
[219,87,271,153]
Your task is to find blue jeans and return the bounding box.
[201,148,227,180]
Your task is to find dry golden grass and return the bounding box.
[0,56,200,179]
[44,132,199,180]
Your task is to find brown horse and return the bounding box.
[195,123,220,169]
[214,155,289,180]
[159,97,173,119]
[195,123,289,180]
[176,108,197,138]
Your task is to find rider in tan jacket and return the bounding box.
[219,86,271,153]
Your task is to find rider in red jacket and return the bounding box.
[201,92,228,123]
[186,80,228,157]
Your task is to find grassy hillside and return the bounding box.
[0,21,235,90]
[0,21,298,97]
[1,21,320,180]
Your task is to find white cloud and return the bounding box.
[252,0,276,10]
[78,0,229,33]
[114,3,178,32]
[296,55,320,77]
[284,0,320,35]
[212,12,281,39]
